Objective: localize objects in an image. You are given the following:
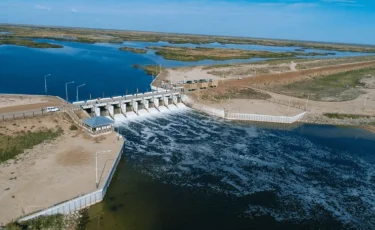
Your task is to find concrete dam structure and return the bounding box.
[73,91,184,121]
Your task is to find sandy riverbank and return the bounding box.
[160,57,375,128]
[0,94,68,114]
[0,112,124,225]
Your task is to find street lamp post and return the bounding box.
[65,81,74,102]
[76,84,86,102]
[44,74,51,94]
[96,150,111,188]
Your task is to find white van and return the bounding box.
[45,107,60,112]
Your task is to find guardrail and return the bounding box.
[18,144,124,222]
[183,95,306,124]
[225,112,306,124]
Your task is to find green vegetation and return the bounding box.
[69,124,78,130]
[271,68,375,102]
[323,113,373,119]
[201,87,271,102]
[133,64,163,76]
[2,25,375,53]
[0,38,63,48]
[147,46,334,62]
[76,209,89,230]
[0,129,62,163]
[119,46,147,53]
[6,214,65,230]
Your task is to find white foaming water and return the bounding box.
[148,108,159,114]
[125,111,138,118]
[114,104,189,125]
[118,110,375,229]
[138,109,149,116]
[168,104,179,110]
[114,114,126,124]
[158,106,169,112]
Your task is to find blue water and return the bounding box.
[86,110,375,229]
[0,39,373,101]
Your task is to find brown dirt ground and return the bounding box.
[0,113,123,225]
[184,60,375,119]
[0,95,67,114]
[218,60,375,88]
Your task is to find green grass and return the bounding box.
[0,129,63,163]
[201,87,271,102]
[69,124,78,130]
[271,68,375,102]
[147,46,333,62]
[119,46,147,54]
[132,64,163,76]
[323,113,372,119]
[6,214,65,230]
[0,38,63,48]
[3,24,375,53]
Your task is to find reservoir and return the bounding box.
[85,109,375,229]
[1,40,373,101]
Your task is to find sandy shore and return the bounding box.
[0,94,68,114]
[197,98,304,116]
[0,113,124,225]
[166,57,375,129]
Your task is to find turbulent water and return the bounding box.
[105,108,375,229]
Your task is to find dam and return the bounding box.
[73,90,184,121]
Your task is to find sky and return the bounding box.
[0,0,374,44]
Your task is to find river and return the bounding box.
[85,109,375,229]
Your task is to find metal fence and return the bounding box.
[1,109,47,121]
[18,145,124,222]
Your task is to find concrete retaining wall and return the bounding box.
[226,112,306,124]
[18,145,124,222]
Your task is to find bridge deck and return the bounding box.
[74,90,181,107]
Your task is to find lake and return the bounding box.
[0,39,373,101]
[85,109,375,230]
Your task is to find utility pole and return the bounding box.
[305,94,310,110]
[96,150,111,188]
[65,81,74,101]
[76,84,85,102]
[44,74,51,94]
[364,96,368,110]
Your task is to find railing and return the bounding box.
[225,112,307,124]
[18,144,124,222]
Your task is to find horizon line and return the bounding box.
[2,22,375,47]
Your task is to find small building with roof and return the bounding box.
[82,116,114,134]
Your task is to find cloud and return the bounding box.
[70,8,78,13]
[35,4,51,11]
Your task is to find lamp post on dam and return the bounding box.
[65,81,74,102]
[44,74,51,94]
[76,84,86,102]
